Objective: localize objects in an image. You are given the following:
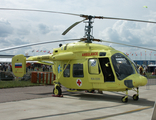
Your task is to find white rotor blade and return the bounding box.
[0,39,79,52]
[100,39,156,51]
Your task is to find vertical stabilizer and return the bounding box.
[12,54,26,77]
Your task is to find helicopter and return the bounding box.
[0,8,156,103]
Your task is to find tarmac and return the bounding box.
[0,80,156,120]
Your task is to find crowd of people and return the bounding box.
[137,65,148,77]
[26,63,52,72]
[0,63,12,72]
[0,62,52,73]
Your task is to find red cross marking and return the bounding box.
[76,79,82,86]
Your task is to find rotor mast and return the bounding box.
[83,15,94,43]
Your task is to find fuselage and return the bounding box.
[50,42,147,91]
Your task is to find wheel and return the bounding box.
[53,86,62,95]
[133,94,139,101]
[86,90,94,93]
[121,96,128,103]
[98,90,103,94]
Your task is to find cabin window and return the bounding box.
[88,59,100,74]
[73,64,84,77]
[111,53,135,80]
[63,64,70,77]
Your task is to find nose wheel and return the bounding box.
[133,94,139,101]
[121,87,139,102]
[121,89,128,103]
[132,87,139,101]
[121,96,128,103]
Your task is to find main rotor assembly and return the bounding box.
[62,13,156,43]
[0,8,156,51]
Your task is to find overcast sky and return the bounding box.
[0,0,156,60]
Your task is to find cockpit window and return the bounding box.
[111,53,135,80]
[125,53,139,73]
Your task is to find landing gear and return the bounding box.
[132,87,139,101]
[133,94,139,101]
[52,85,63,97]
[85,90,103,94]
[121,87,139,102]
[121,96,128,103]
[121,89,128,103]
[85,90,95,93]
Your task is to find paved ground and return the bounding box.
[0,85,56,103]
[0,80,156,120]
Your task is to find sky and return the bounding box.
[0,0,156,61]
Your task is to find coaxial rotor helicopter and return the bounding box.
[0,8,156,102]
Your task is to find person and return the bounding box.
[0,63,2,71]
[8,63,10,71]
[42,65,45,71]
[144,66,148,73]
[143,72,147,77]
[10,64,12,72]
[28,65,30,71]
[154,68,156,75]
[3,63,6,71]
[139,65,143,75]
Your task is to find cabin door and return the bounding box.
[99,58,115,82]
[88,58,104,83]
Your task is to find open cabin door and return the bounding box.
[99,58,115,82]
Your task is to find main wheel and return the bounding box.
[86,90,95,93]
[53,86,62,95]
[133,94,139,101]
[121,96,128,103]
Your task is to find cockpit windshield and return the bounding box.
[111,53,135,80]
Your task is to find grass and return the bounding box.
[146,72,156,79]
[0,68,53,89]
[0,80,42,89]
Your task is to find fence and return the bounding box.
[31,71,56,85]
[0,71,14,81]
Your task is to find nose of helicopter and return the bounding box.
[125,74,148,88]
[132,74,148,87]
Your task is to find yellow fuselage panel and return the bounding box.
[53,42,115,54]
[26,42,118,62]
[57,59,93,89]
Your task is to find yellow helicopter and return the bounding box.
[1,8,156,102]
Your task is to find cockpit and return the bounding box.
[111,53,136,80]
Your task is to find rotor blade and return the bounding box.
[1,8,156,24]
[62,19,87,35]
[100,16,156,24]
[0,39,80,52]
[0,8,80,16]
[99,39,156,51]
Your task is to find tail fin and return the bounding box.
[12,54,26,77]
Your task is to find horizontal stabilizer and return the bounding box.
[37,61,54,65]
